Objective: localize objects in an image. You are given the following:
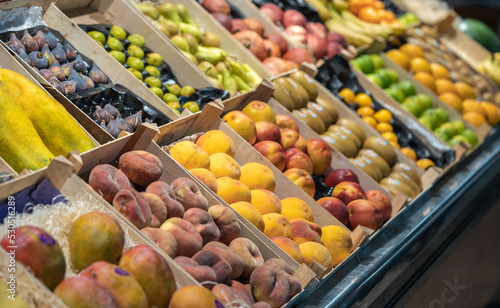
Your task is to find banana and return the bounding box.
[341,10,394,38]
[333,0,349,11]
[241,63,262,88]
[480,55,500,85]
[304,0,331,21]
[325,19,373,46]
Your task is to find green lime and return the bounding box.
[402,101,423,117]
[448,135,470,148]
[375,68,393,88]
[366,74,383,88]
[435,131,451,142]
[370,54,385,71]
[451,120,466,134]
[460,129,478,147]
[356,54,375,74]
[351,60,362,71]
[386,69,399,84]
[420,110,441,129]
[387,84,406,103]
[434,108,449,124]
[398,80,416,97]
[416,93,433,110]
[440,122,458,135]
[434,126,454,141]
[418,117,434,130]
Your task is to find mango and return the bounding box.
[53,276,118,307]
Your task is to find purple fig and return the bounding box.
[63,40,77,61]
[99,120,109,132]
[68,69,87,91]
[103,104,120,118]
[49,62,65,81]
[28,51,48,69]
[51,43,67,63]
[125,111,143,130]
[71,54,86,73]
[48,76,65,94]
[21,30,39,52]
[115,114,132,132]
[44,31,59,49]
[88,63,107,84]
[41,44,56,67]
[107,116,121,138]
[93,106,111,123]
[39,69,54,81]
[8,33,24,53]
[79,73,95,89]
[61,80,77,95]
[61,63,73,77]
[17,48,31,66]
[33,31,47,48]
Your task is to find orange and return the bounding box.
[390,20,404,28]
[435,79,457,95]
[354,93,373,107]
[400,147,417,161]
[480,102,500,126]
[416,158,435,170]
[382,131,398,143]
[359,6,380,23]
[348,0,364,15]
[373,0,385,9]
[390,141,400,149]
[454,82,476,100]
[376,122,393,133]
[339,88,356,105]
[383,11,396,21]
[463,112,487,128]
[357,106,375,117]
[374,109,392,123]
[430,63,450,80]
[362,116,377,128]
[399,43,424,59]
[462,99,486,117]
[386,49,411,71]
[414,71,436,92]
[410,57,431,74]
[438,93,462,112]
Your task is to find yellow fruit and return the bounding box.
[299,242,333,274]
[400,147,417,161]
[216,177,251,204]
[250,189,282,215]
[386,49,411,71]
[339,88,356,105]
[399,43,424,59]
[410,57,431,74]
[354,93,373,107]
[390,141,400,149]
[170,141,210,170]
[321,225,353,267]
[430,63,450,80]
[196,130,235,157]
[439,93,463,112]
[382,131,398,143]
[463,112,487,128]
[462,99,486,117]
[357,106,374,117]
[480,102,500,126]
[239,162,276,191]
[416,158,435,170]
[262,213,292,239]
[362,116,377,128]
[209,153,241,179]
[454,82,476,100]
[376,122,393,133]
[414,71,436,92]
[280,197,314,223]
[374,109,392,123]
[435,79,457,95]
[230,201,265,232]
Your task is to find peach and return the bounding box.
[222,110,257,145]
[290,219,322,244]
[146,181,185,218]
[213,282,254,307]
[280,197,314,222]
[240,162,276,191]
[299,242,333,273]
[229,237,264,278]
[118,245,176,308]
[160,217,203,257]
[255,121,281,144]
[118,150,163,187]
[209,153,241,179]
[169,285,222,308]
[175,256,217,288]
[192,249,233,286]
[189,168,218,193]
[216,176,252,204]
[321,225,353,267]
[307,139,332,176]
[317,197,349,227]
[195,130,235,157]
[262,213,292,239]
[140,192,167,227]
[231,280,255,305]
[347,199,383,231]
[283,168,316,198]
[169,141,210,170]
[53,277,117,308]
[230,201,265,232]
[113,187,152,229]
[250,189,282,215]
[366,190,392,223]
[171,177,209,211]
[208,204,241,245]
[204,241,245,279]
[271,236,303,263]
[264,259,301,298]
[281,129,307,152]
[183,208,220,245]
[276,114,299,132]
[242,100,276,123]
[88,164,131,203]
[249,265,299,308]
[330,181,366,205]
[140,227,177,258]
[283,148,313,174]
[255,302,273,308]
[253,141,286,171]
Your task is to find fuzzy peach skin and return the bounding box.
[208,205,241,245]
[229,237,264,278]
[140,227,177,258]
[113,187,152,229]
[283,168,316,198]
[250,189,282,215]
[249,265,300,308]
[160,217,203,257]
[183,208,220,245]
[88,164,131,203]
[119,150,163,187]
[321,225,353,267]
[216,177,252,204]
[189,168,218,193]
[174,256,217,289]
[204,241,244,280]
[262,213,292,239]
[212,282,254,307]
[140,192,167,228]
[171,177,209,211]
[195,130,236,157]
[290,219,322,245]
[240,162,277,191]
[146,181,185,218]
[230,201,265,232]
[264,258,301,298]
[280,197,314,222]
[192,249,233,286]
[169,141,210,170]
[271,237,303,264]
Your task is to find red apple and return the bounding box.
[264,40,282,57]
[365,190,392,223]
[330,181,366,205]
[282,9,307,28]
[255,121,281,144]
[324,169,359,188]
[231,19,247,33]
[283,148,313,174]
[283,48,313,66]
[307,34,327,60]
[327,41,343,58]
[212,13,233,33]
[259,3,283,25]
[306,139,332,176]
[327,32,347,48]
[276,114,299,132]
[234,30,267,61]
[243,18,265,37]
[317,197,349,226]
[347,199,383,231]
[267,33,289,55]
[202,0,230,15]
[254,141,286,171]
[281,129,307,152]
[285,25,307,44]
[305,22,327,39]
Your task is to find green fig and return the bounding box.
[145,53,163,66]
[127,68,143,81]
[109,25,126,40]
[180,86,195,97]
[144,65,160,77]
[107,35,123,51]
[176,4,193,24]
[170,35,190,53]
[166,84,181,96]
[136,3,159,20]
[88,31,105,44]
[109,50,126,64]
[126,56,145,71]
[150,87,164,98]
[127,33,145,48]
[127,44,145,59]
[145,76,162,88]
[158,2,180,25]
[163,93,179,103]
[183,101,200,113]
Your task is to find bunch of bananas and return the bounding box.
[477,53,500,86]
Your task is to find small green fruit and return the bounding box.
[127,33,145,48]
[163,93,179,103]
[180,86,196,97]
[127,68,143,81]
[167,101,181,109]
[109,50,126,64]
[146,53,163,66]
[127,44,145,59]
[88,31,105,44]
[107,35,123,51]
[144,66,160,77]
[166,84,181,96]
[150,87,164,98]
[145,76,162,88]
[109,25,126,40]
[126,56,145,71]
[183,101,200,113]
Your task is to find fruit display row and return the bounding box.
[82,24,229,115]
[353,52,480,149]
[132,0,266,96]
[316,55,455,170]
